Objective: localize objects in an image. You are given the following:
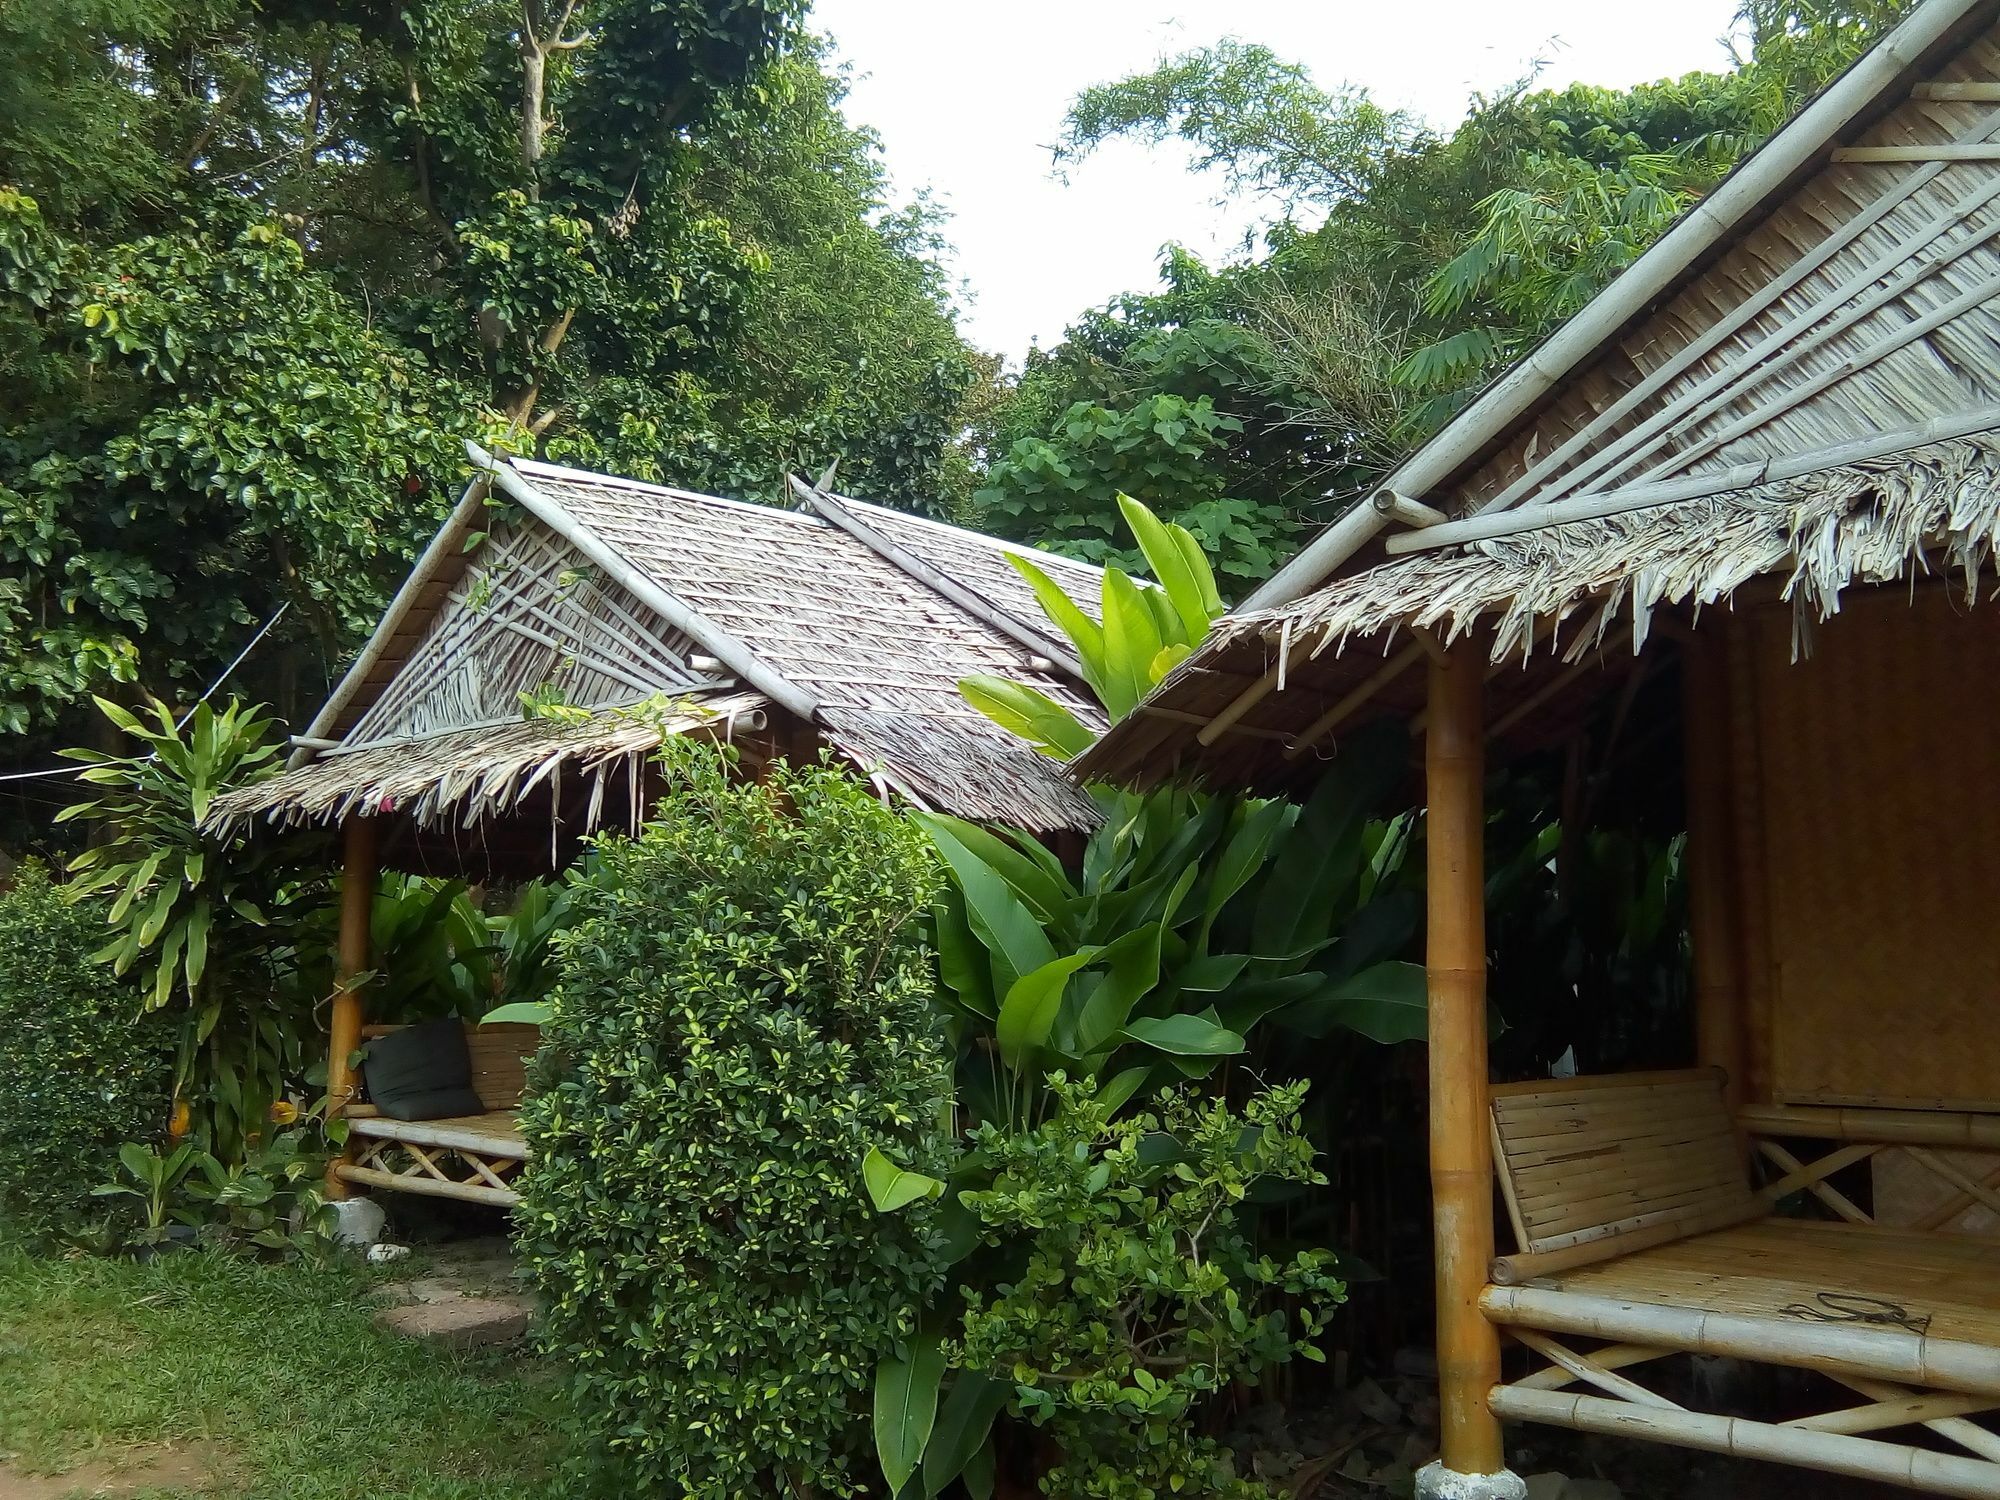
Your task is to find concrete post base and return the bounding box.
[1414,1460,1528,1500]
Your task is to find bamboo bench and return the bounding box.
[1482,1068,2000,1497]
[333,1021,537,1208]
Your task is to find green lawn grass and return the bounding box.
[0,1242,570,1498]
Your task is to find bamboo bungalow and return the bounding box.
[1076,2,2000,1493]
[204,448,1109,1209]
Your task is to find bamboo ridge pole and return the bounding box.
[1426,644,1508,1476]
[325,815,380,1201]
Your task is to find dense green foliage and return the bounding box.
[975,2,1905,587]
[0,2,980,794]
[517,742,955,1497]
[60,697,329,1162]
[956,1079,1343,1500]
[0,865,173,1241]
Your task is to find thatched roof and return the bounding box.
[1075,0,2000,797]
[208,692,769,838]
[211,452,1106,846]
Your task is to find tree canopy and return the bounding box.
[0,1,980,797]
[970,1,1906,594]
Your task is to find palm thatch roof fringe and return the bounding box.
[204,692,770,838]
[818,704,1101,831]
[1067,438,2000,792]
[1213,434,2000,672]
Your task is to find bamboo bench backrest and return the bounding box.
[360,1021,540,1112]
[1489,1067,1765,1282]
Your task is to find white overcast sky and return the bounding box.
[812,0,1749,361]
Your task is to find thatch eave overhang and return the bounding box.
[1070,437,2000,798]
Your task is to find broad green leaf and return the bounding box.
[919,818,1058,999]
[875,1335,946,1496]
[1176,951,1251,992]
[1007,553,1110,701]
[960,675,1095,759]
[184,897,211,991]
[1206,798,1293,921]
[914,812,1073,926]
[933,892,997,1019]
[861,1145,946,1213]
[1282,960,1428,1044]
[922,1373,1009,1498]
[1074,924,1163,1054]
[1094,1065,1152,1116]
[1166,519,1224,621]
[1118,493,1211,643]
[1119,1012,1246,1057]
[482,1000,551,1025]
[1099,569,1163,718]
[996,950,1099,1067]
[1148,642,1192,685]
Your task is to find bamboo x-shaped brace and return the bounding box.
[1504,1330,2000,1460]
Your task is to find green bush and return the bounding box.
[516,741,956,1497]
[955,1077,1345,1500]
[0,864,174,1240]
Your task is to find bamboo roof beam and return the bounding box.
[473,442,821,722]
[1834,142,2000,159]
[1239,0,1995,588]
[1527,170,2000,509]
[793,477,1083,680]
[297,469,494,763]
[1917,80,2000,98]
[1384,403,2000,554]
[1282,642,1426,760]
[1470,119,2000,516]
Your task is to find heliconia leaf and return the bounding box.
[1099,569,1162,719]
[1093,1065,1152,1117]
[996,950,1099,1067]
[1118,494,1211,643]
[922,1372,1009,1498]
[1148,643,1192,685]
[913,812,1073,926]
[482,1000,551,1025]
[1281,960,1429,1044]
[933,892,997,1020]
[918,817,1058,1000]
[959,674,1095,760]
[1166,520,1224,622]
[861,1145,946,1213]
[875,1334,946,1496]
[1006,553,1110,700]
[1074,923,1163,1054]
[1119,1012,1246,1057]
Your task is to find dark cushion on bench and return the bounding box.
[364,1019,485,1122]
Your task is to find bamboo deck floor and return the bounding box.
[349,1110,526,1157]
[1535,1218,2000,1350]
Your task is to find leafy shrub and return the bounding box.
[0,864,173,1240]
[516,741,956,1497]
[955,1077,1344,1500]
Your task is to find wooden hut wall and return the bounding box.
[1721,586,2000,1112]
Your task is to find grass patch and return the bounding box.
[0,1242,569,1498]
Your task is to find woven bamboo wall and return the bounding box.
[1748,587,2000,1110]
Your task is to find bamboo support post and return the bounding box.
[325,815,379,1200]
[1681,633,1746,1114]
[1425,643,1508,1476]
